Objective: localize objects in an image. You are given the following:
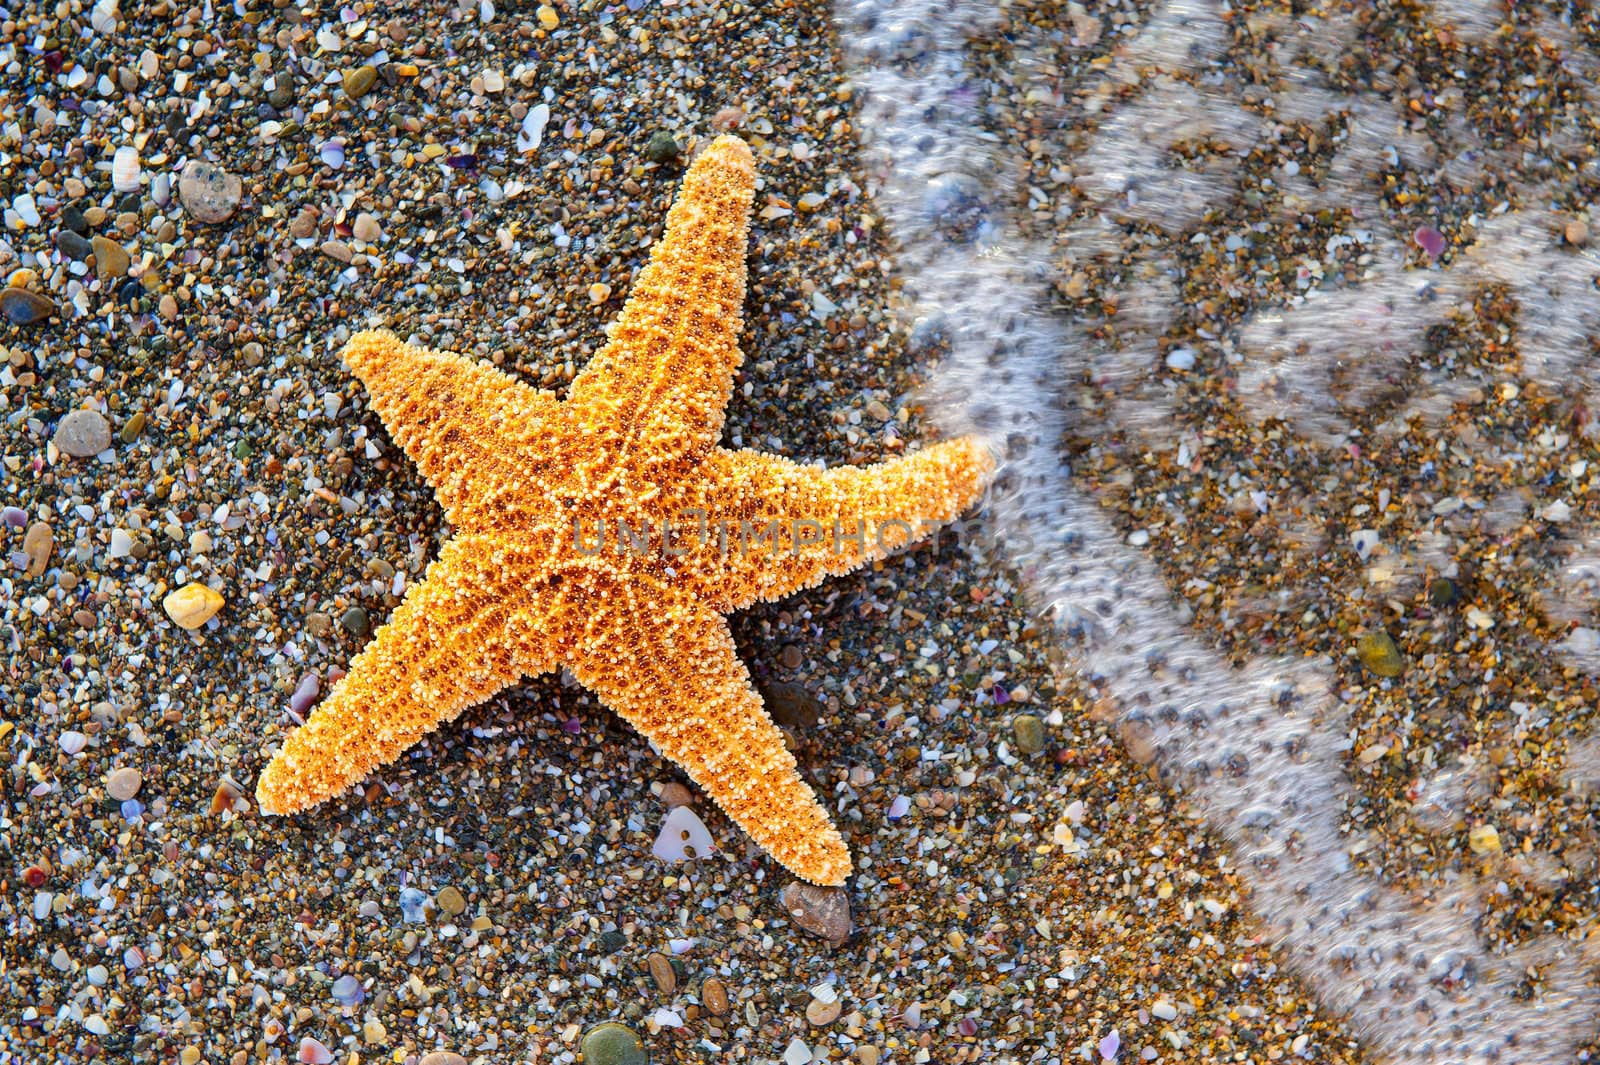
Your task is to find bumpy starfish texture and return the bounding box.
[255,135,993,885]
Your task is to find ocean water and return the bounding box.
[837,0,1600,1061]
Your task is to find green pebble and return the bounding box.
[1012,714,1046,755]
[343,65,378,98]
[340,606,370,637]
[1428,577,1456,607]
[120,411,146,444]
[1356,631,1405,678]
[642,131,680,163]
[580,1023,648,1065]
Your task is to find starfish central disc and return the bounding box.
[254,136,994,886]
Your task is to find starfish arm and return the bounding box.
[564,136,755,470]
[567,576,852,886]
[681,437,995,612]
[341,330,562,524]
[255,535,556,815]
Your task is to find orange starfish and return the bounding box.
[254,136,993,885]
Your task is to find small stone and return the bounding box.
[22,522,53,576]
[320,239,353,263]
[701,977,729,1015]
[643,131,680,163]
[1152,1000,1178,1021]
[343,65,378,98]
[210,777,244,814]
[657,782,694,808]
[54,410,111,457]
[1469,823,1501,855]
[109,528,134,559]
[363,1020,388,1045]
[106,766,143,801]
[163,583,225,630]
[352,212,383,242]
[60,731,87,755]
[536,4,559,29]
[1566,219,1589,246]
[120,411,147,444]
[341,606,370,636]
[297,1038,333,1065]
[1012,714,1046,755]
[646,951,676,994]
[1118,721,1158,765]
[1356,631,1405,677]
[779,643,803,669]
[806,997,842,1026]
[91,235,130,280]
[435,885,466,916]
[779,881,851,945]
[588,282,613,304]
[179,162,242,224]
[179,1048,201,1065]
[856,1049,880,1065]
[112,145,142,192]
[1429,577,1457,606]
[579,1023,648,1065]
[1,288,57,325]
[56,230,93,261]
[418,1055,468,1065]
[761,681,820,729]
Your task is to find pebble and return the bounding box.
[163,583,225,629]
[398,886,428,922]
[91,235,130,281]
[341,606,370,636]
[1118,720,1159,765]
[436,885,466,916]
[418,1055,468,1065]
[56,230,93,261]
[106,766,143,801]
[22,522,53,576]
[54,410,112,457]
[297,1038,333,1065]
[806,997,842,1026]
[1469,823,1501,854]
[352,212,383,243]
[763,681,821,728]
[109,528,134,559]
[321,239,353,263]
[701,977,730,1014]
[178,162,242,224]
[644,131,680,163]
[290,673,321,714]
[657,782,694,808]
[343,65,378,98]
[779,881,852,945]
[59,731,87,755]
[1566,219,1589,246]
[1012,713,1046,754]
[1356,631,1405,677]
[579,1023,648,1065]
[647,951,676,993]
[120,411,147,444]
[0,288,56,325]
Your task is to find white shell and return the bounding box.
[90,0,118,35]
[652,805,715,862]
[112,146,141,192]
[517,104,551,154]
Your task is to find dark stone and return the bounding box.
[340,606,370,637]
[60,205,88,235]
[643,130,680,163]
[759,681,820,729]
[55,230,93,261]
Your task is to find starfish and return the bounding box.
[254,136,993,885]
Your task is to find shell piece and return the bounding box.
[162,583,224,630]
[517,104,550,153]
[111,146,141,192]
[652,805,716,862]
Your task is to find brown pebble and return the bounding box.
[436,885,466,916]
[806,997,841,1026]
[701,977,729,1015]
[856,1048,880,1065]
[647,951,676,994]
[91,235,131,281]
[321,239,353,263]
[1119,720,1158,765]
[658,782,694,808]
[779,643,803,669]
[1566,219,1589,246]
[23,521,54,577]
[54,409,112,457]
[106,766,143,801]
[343,65,378,98]
[209,777,243,814]
[779,881,851,945]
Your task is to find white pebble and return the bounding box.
[59,731,87,755]
[12,194,40,227]
[1165,347,1196,371]
[783,1038,812,1065]
[1152,1000,1177,1021]
[33,893,52,920]
[84,1015,110,1036]
[109,528,133,559]
[90,0,118,35]
[517,104,551,153]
